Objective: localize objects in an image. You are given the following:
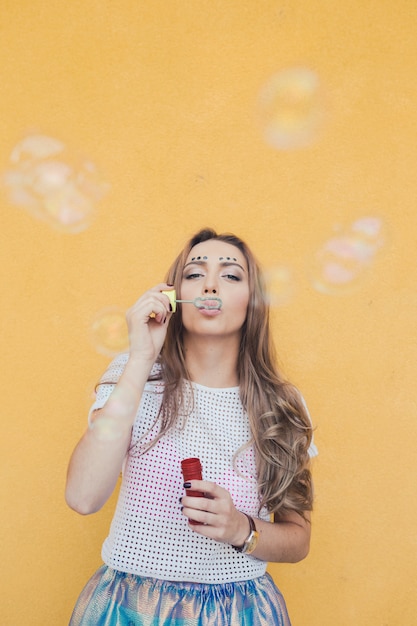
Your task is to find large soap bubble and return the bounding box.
[309,216,385,295]
[90,307,129,356]
[2,133,109,233]
[263,265,294,307]
[87,378,137,441]
[257,67,326,150]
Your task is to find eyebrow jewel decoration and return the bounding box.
[189,256,237,262]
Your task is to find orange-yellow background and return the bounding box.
[1,1,416,624]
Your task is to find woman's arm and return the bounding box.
[181,480,311,563]
[65,354,154,514]
[248,510,311,563]
[65,285,173,515]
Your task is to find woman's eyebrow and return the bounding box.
[220,261,246,271]
[183,260,246,271]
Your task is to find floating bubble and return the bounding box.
[263,265,294,306]
[257,67,325,150]
[309,217,385,295]
[351,216,385,249]
[88,413,125,441]
[90,307,129,356]
[10,134,65,161]
[2,133,109,233]
[88,385,135,441]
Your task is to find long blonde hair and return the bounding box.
[151,227,314,519]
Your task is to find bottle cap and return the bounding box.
[181,458,204,522]
[181,457,202,480]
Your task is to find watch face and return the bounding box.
[244,530,259,554]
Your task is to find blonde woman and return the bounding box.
[66,228,317,626]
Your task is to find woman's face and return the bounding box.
[179,239,250,340]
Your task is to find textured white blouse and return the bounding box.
[90,353,317,584]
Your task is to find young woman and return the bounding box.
[66,227,317,626]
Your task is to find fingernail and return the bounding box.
[179,497,182,503]
[167,283,174,287]
[183,482,191,489]
[169,303,173,312]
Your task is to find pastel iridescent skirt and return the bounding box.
[69,565,291,625]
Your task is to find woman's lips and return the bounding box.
[199,298,222,310]
[198,307,222,316]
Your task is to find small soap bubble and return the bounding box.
[106,386,136,420]
[257,67,325,150]
[2,133,109,233]
[90,307,129,356]
[264,265,294,306]
[10,134,65,161]
[89,414,124,442]
[309,216,385,295]
[351,216,385,249]
[88,386,134,441]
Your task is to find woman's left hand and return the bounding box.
[181,480,250,547]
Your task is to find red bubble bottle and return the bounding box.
[181,457,204,525]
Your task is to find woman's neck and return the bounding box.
[183,335,240,388]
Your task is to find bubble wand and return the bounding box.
[161,289,222,312]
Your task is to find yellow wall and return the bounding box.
[1,1,416,624]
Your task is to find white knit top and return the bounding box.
[90,353,317,584]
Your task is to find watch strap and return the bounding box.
[231,512,258,554]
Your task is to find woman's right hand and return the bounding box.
[125,283,174,362]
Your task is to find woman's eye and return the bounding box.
[185,272,204,280]
[223,274,240,281]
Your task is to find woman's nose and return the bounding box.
[204,286,217,294]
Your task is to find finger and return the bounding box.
[129,285,173,312]
[151,289,176,314]
[181,495,216,513]
[181,505,217,526]
[184,480,223,498]
[140,294,172,322]
[151,282,175,293]
[150,283,176,302]
[147,307,166,322]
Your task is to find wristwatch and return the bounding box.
[232,513,259,555]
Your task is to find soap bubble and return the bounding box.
[309,216,385,295]
[90,307,129,356]
[351,216,385,248]
[88,385,135,441]
[264,265,294,306]
[11,134,65,160]
[88,414,125,441]
[257,67,325,150]
[2,133,109,233]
